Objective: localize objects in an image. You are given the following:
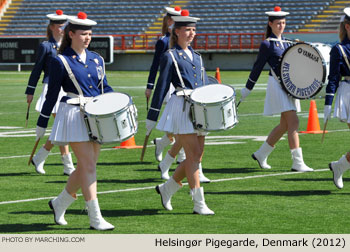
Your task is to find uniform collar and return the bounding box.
[49,36,59,50]
[175,44,195,64]
[342,37,350,44]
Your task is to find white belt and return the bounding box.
[66,92,93,105]
[175,87,193,97]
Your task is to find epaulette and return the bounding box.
[194,50,201,56]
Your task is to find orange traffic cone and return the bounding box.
[113,136,143,149]
[299,100,327,134]
[215,67,222,84]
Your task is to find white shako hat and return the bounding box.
[265,6,289,21]
[46,9,68,24]
[67,12,97,30]
[172,9,200,27]
[165,6,182,16]
[341,7,350,22]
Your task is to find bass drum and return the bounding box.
[279,42,331,99]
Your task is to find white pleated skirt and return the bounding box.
[157,94,206,136]
[49,102,90,146]
[35,83,66,113]
[333,81,350,123]
[163,84,175,104]
[264,75,301,116]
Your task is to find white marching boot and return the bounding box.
[155,177,181,211]
[154,135,172,162]
[48,189,76,225]
[291,147,313,172]
[86,198,114,231]
[61,153,75,176]
[176,148,186,164]
[198,163,210,183]
[252,141,274,169]
[32,146,50,174]
[329,155,350,189]
[191,187,214,215]
[158,152,175,180]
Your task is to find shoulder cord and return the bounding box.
[96,53,105,94]
[168,50,189,111]
[338,44,350,72]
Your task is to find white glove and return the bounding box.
[324,105,332,124]
[36,126,46,140]
[240,87,251,102]
[146,119,156,136]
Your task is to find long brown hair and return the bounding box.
[265,22,272,39]
[59,24,78,54]
[339,19,350,42]
[169,27,178,48]
[161,15,172,35]
[46,24,53,39]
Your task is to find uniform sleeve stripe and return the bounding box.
[248,77,256,83]
[40,113,50,119]
[149,107,160,112]
[27,85,36,89]
[326,93,335,96]
[147,83,154,86]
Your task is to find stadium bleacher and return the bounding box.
[0,0,344,36]
[0,0,171,35]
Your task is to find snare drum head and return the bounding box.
[84,92,131,115]
[190,84,234,103]
[279,43,328,99]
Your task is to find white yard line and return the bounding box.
[0,168,329,205]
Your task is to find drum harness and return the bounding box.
[338,45,350,83]
[58,54,106,110]
[168,50,204,112]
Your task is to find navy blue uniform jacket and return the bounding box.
[37,47,113,128]
[147,44,209,122]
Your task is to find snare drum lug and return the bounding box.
[96,118,103,143]
[203,106,209,129]
[221,105,226,127]
[113,116,121,139]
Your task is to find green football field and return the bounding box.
[0,70,349,234]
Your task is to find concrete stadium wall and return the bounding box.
[108,51,262,71]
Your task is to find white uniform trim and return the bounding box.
[40,113,50,119]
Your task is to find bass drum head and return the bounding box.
[84,92,130,115]
[207,76,219,84]
[190,84,234,104]
[279,43,326,99]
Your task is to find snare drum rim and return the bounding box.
[278,42,326,100]
[83,91,134,117]
[190,84,236,106]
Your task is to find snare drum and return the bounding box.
[279,42,331,99]
[83,92,138,144]
[190,84,238,131]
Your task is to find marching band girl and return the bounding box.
[35,12,114,230]
[145,7,210,182]
[145,7,186,166]
[146,10,214,215]
[25,10,75,176]
[325,7,350,189]
[241,6,313,172]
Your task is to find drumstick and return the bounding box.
[321,119,328,144]
[25,103,30,128]
[140,131,151,162]
[28,138,40,166]
[236,100,241,108]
